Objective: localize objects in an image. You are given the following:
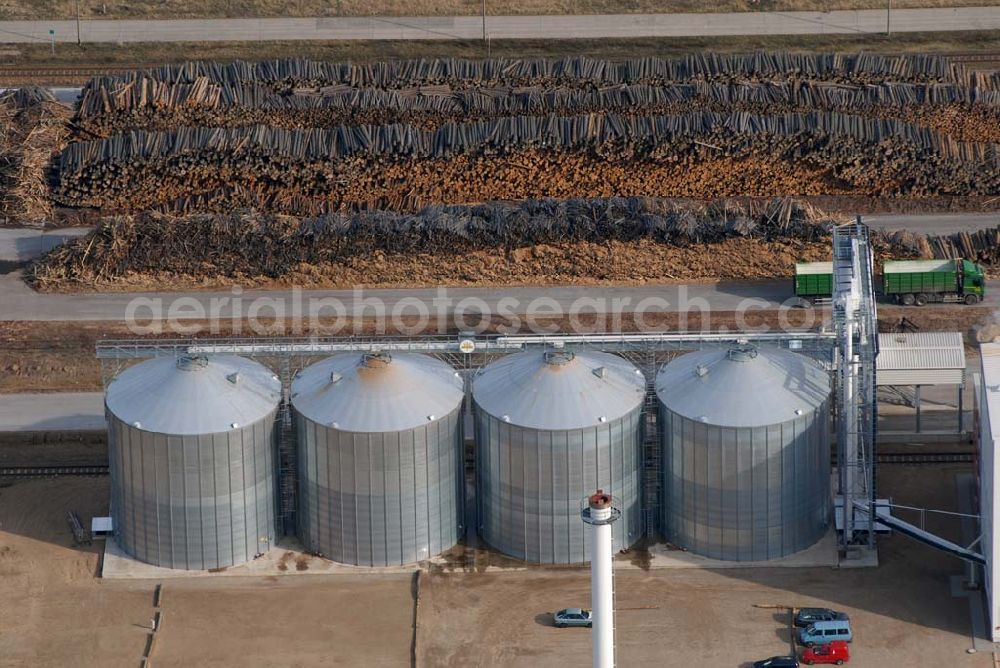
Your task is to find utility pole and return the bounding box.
[75,0,82,45]
[482,0,487,41]
[886,0,891,36]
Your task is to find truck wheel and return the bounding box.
[836,661,844,666]
[914,293,928,306]
[965,294,981,305]
[901,293,915,306]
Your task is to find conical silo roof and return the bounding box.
[655,345,830,428]
[472,349,645,431]
[105,355,281,435]
[290,352,464,432]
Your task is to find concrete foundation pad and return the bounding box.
[102,536,436,579]
[103,526,871,578]
[621,527,858,570]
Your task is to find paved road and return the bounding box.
[2,270,998,322]
[0,270,798,321]
[0,392,104,432]
[0,227,90,263]
[1,7,999,44]
[866,212,999,235]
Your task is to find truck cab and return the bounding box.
[960,259,986,303]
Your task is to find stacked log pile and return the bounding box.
[924,226,1000,265]
[53,53,1000,217]
[55,111,1000,213]
[89,53,970,92]
[0,87,72,226]
[30,197,842,287]
[72,78,1000,142]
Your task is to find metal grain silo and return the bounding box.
[291,352,465,566]
[473,349,645,564]
[106,355,281,570]
[656,345,832,561]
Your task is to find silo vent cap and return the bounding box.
[795,409,804,416]
[132,421,142,428]
[226,372,240,385]
[176,355,209,371]
[361,352,392,368]
[727,345,758,362]
[695,364,709,377]
[544,350,575,366]
[598,416,607,423]
[230,422,239,429]
[427,415,436,421]
[329,372,343,384]
[592,366,607,379]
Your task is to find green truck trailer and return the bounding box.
[883,258,985,305]
[792,258,986,305]
[793,262,834,304]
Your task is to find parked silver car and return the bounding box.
[553,608,593,628]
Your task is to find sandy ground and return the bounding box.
[0,477,416,668]
[0,461,989,667]
[416,463,990,666]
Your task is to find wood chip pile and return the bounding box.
[0,87,72,226]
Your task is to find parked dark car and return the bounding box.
[752,656,800,668]
[794,608,849,628]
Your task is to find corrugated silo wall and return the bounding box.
[659,399,831,561]
[294,405,464,566]
[474,404,643,564]
[108,409,279,570]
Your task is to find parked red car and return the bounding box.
[801,640,850,665]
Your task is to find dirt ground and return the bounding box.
[0,477,416,668]
[1,0,993,21]
[0,303,990,392]
[0,462,987,666]
[0,302,992,393]
[416,464,988,666]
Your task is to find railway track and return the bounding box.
[0,465,109,478]
[874,452,976,465]
[0,50,996,83]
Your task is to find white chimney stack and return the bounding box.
[582,489,619,668]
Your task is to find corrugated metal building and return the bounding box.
[473,349,645,564]
[877,332,966,386]
[656,345,832,561]
[978,344,1000,641]
[292,352,465,566]
[106,355,281,570]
